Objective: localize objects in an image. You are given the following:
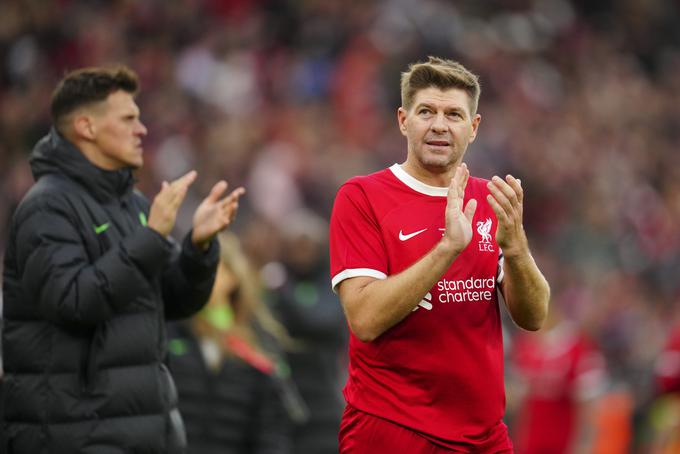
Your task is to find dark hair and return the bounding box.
[401,56,481,114]
[51,65,139,131]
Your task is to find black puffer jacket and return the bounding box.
[1,129,218,453]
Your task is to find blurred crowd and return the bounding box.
[2,0,680,451]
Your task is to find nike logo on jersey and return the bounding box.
[399,228,427,241]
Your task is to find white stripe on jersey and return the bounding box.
[331,268,387,293]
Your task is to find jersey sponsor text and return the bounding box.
[436,277,495,303]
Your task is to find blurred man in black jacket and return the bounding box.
[1,66,244,453]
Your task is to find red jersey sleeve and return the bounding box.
[655,324,680,394]
[329,181,387,291]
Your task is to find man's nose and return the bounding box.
[136,121,148,137]
[430,113,447,133]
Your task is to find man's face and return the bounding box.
[398,87,480,172]
[89,90,147,170]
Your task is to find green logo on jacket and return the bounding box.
[168,339,189,356]
[93,223,110,234]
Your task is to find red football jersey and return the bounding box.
[512,322,607,454]
[330,164,508,449]
[655,322,680,394]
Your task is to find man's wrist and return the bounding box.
[500,232,530,259]
[437,237,465,260]
[193,240,211,252]
[191,232,212,252]
[146,222,169,239]
[502,244,532,261]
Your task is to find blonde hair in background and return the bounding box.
[216,231,296,351]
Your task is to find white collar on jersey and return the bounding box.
[389,163,449,197]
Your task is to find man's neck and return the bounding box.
[67,136,125,171]
[401,159,456,187]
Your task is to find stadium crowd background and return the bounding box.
[1,0,680,451]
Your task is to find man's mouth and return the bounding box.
[426,140,450,147]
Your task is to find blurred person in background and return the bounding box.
[273,209,347,454]
[644,317,680,453]
[654,318,680,397]
[329,57,550,453]
[510,301,608,454]
[167,231,307,454]
[0,66,244,453]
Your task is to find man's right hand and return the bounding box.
[442,163,477,254]
[147,170,197,238]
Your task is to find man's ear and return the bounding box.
[397,107,408,137]
[468,113,481,144]
[72,113,96,141]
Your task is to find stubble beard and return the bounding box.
[128,145,144,169]
[417,146,460,173]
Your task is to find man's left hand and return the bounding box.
[486,175,528,257]
[191,181,246,250]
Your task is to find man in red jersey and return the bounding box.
[329,56,551,453]
[655,321,680,395]
[646,319,680,452]
[511,305,608,454]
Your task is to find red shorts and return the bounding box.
[339,405,513,454]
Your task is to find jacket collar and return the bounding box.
[30,128,135,202]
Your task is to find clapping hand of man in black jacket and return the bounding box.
[190,178,245,251]
[148,170,245,250]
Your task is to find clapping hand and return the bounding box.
[191,180,246,250]
[443,163,477,254]
[147,170,246,250]
[486,175,528,257]
[148,170,198,238]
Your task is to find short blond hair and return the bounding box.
[400,56,481,114]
